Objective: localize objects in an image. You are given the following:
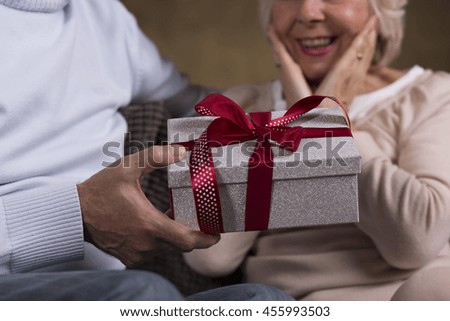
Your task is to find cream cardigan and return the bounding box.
[184,69,450,300]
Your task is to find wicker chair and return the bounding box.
[120,102,242,296]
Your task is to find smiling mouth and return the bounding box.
[298,37,337,56]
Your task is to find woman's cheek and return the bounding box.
[338,5,370,33]
[272,5,297,32]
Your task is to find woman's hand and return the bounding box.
[316,16,378,111]
[267,25,312,106]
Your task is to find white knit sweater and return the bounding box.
[0,0,188,273]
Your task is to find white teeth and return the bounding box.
[300,37,332,48]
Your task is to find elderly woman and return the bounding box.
[184,0,450,300]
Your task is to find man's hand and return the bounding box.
[77,145,220,268]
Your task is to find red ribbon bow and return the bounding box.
[177,94,352,234]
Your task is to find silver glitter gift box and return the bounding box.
[167,107,361,232]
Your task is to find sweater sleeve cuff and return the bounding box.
[2,185,84,273]
[353,131,387,162]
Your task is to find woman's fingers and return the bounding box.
[315,16,378,110]
[267,24,312,105]
[340,16,378,68]
[267,24,301,72]
[356,16,377,65]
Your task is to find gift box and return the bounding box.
[167,94,360,234]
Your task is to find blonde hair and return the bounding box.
[258,0,408,66]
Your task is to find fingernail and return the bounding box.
[212,234,221,244]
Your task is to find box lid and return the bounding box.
[168,108,361,188]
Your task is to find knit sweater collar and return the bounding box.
[0,0,69,13]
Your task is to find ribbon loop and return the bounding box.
[195,94,255,131]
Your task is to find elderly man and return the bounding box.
[0,0,292,301]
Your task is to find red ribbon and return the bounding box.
[177,94,352,234]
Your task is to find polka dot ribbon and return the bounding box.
[177,94,353,234]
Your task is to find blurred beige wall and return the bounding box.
[122,0,450,89]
